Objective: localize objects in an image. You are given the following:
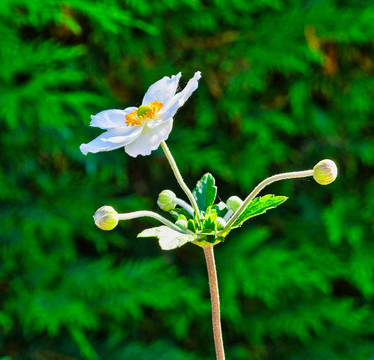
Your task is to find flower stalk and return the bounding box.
[204,245,225,360]
[161,141,201,218]
[175,198,194,214]
[224,169,314,231]
[116,210,187,233]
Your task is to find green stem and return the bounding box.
[117,210,186,233]
[224,169,314,231]
[160,141,200,217]
[204,245,225,360]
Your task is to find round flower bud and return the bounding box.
[176,219,188,230]
[226,196,243,212]
[157,190,177,212]
[216,217,226,230]
[94,206,119,231]
[313,159,338,185]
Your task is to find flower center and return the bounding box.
[137,105,152,118]
[125,100,163,126]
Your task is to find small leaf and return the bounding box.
[232,195,288,228]
[192,173,217,212]
[138,226,196,250]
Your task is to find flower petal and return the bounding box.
[80,125,143,155]
[90,108,136,129]
[125,118,173,157]
[160,71,201,120]
[142,73,181,105]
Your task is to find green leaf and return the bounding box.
[138,226,196,250]
[192,173,217,212]
[232,195,288,228]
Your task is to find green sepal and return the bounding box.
[232,194,288,228]
[192,173,217,212]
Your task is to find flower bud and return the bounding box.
[176,219,188,230]
[313,159,338,185]
[157,190,177,211]
[94,206,118,231]
[216,217,226,230]
[226,196,243,212]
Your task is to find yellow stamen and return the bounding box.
[125,100,163,126]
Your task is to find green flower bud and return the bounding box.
[226,196,243,212]
[94,206,118,231]
[157,190,177,212]
[216,217,226,230]
[177,214,187,221]
[313,159,338,185]
[137,105,152,118]
[176,219,188,230]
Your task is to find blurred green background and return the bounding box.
[1,0,374,359]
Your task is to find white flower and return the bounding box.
[80,71,201,157]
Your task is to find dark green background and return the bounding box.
[1,0,374,359]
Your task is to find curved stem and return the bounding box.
[175,198,194,215]
[224,169,314,231]
[161,141,200,218]
[117,210,186,233]
[223,209,234,222]
[204,245,225,360]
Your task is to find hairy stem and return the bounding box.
[161,141,200,217]
[204,245,225,360]
[224,169,314,231]
[175,198,194,215]
[117,211,185,233]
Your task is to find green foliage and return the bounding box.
[192,173,217,212]
[232,195,288,228]
[1,0,374,359]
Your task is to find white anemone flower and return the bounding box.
[80,71,201,157]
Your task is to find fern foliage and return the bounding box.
[1,0,374,359]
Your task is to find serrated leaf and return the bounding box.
[138,226,196,250]
[232,195,288,228]
[192,173,217,212]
